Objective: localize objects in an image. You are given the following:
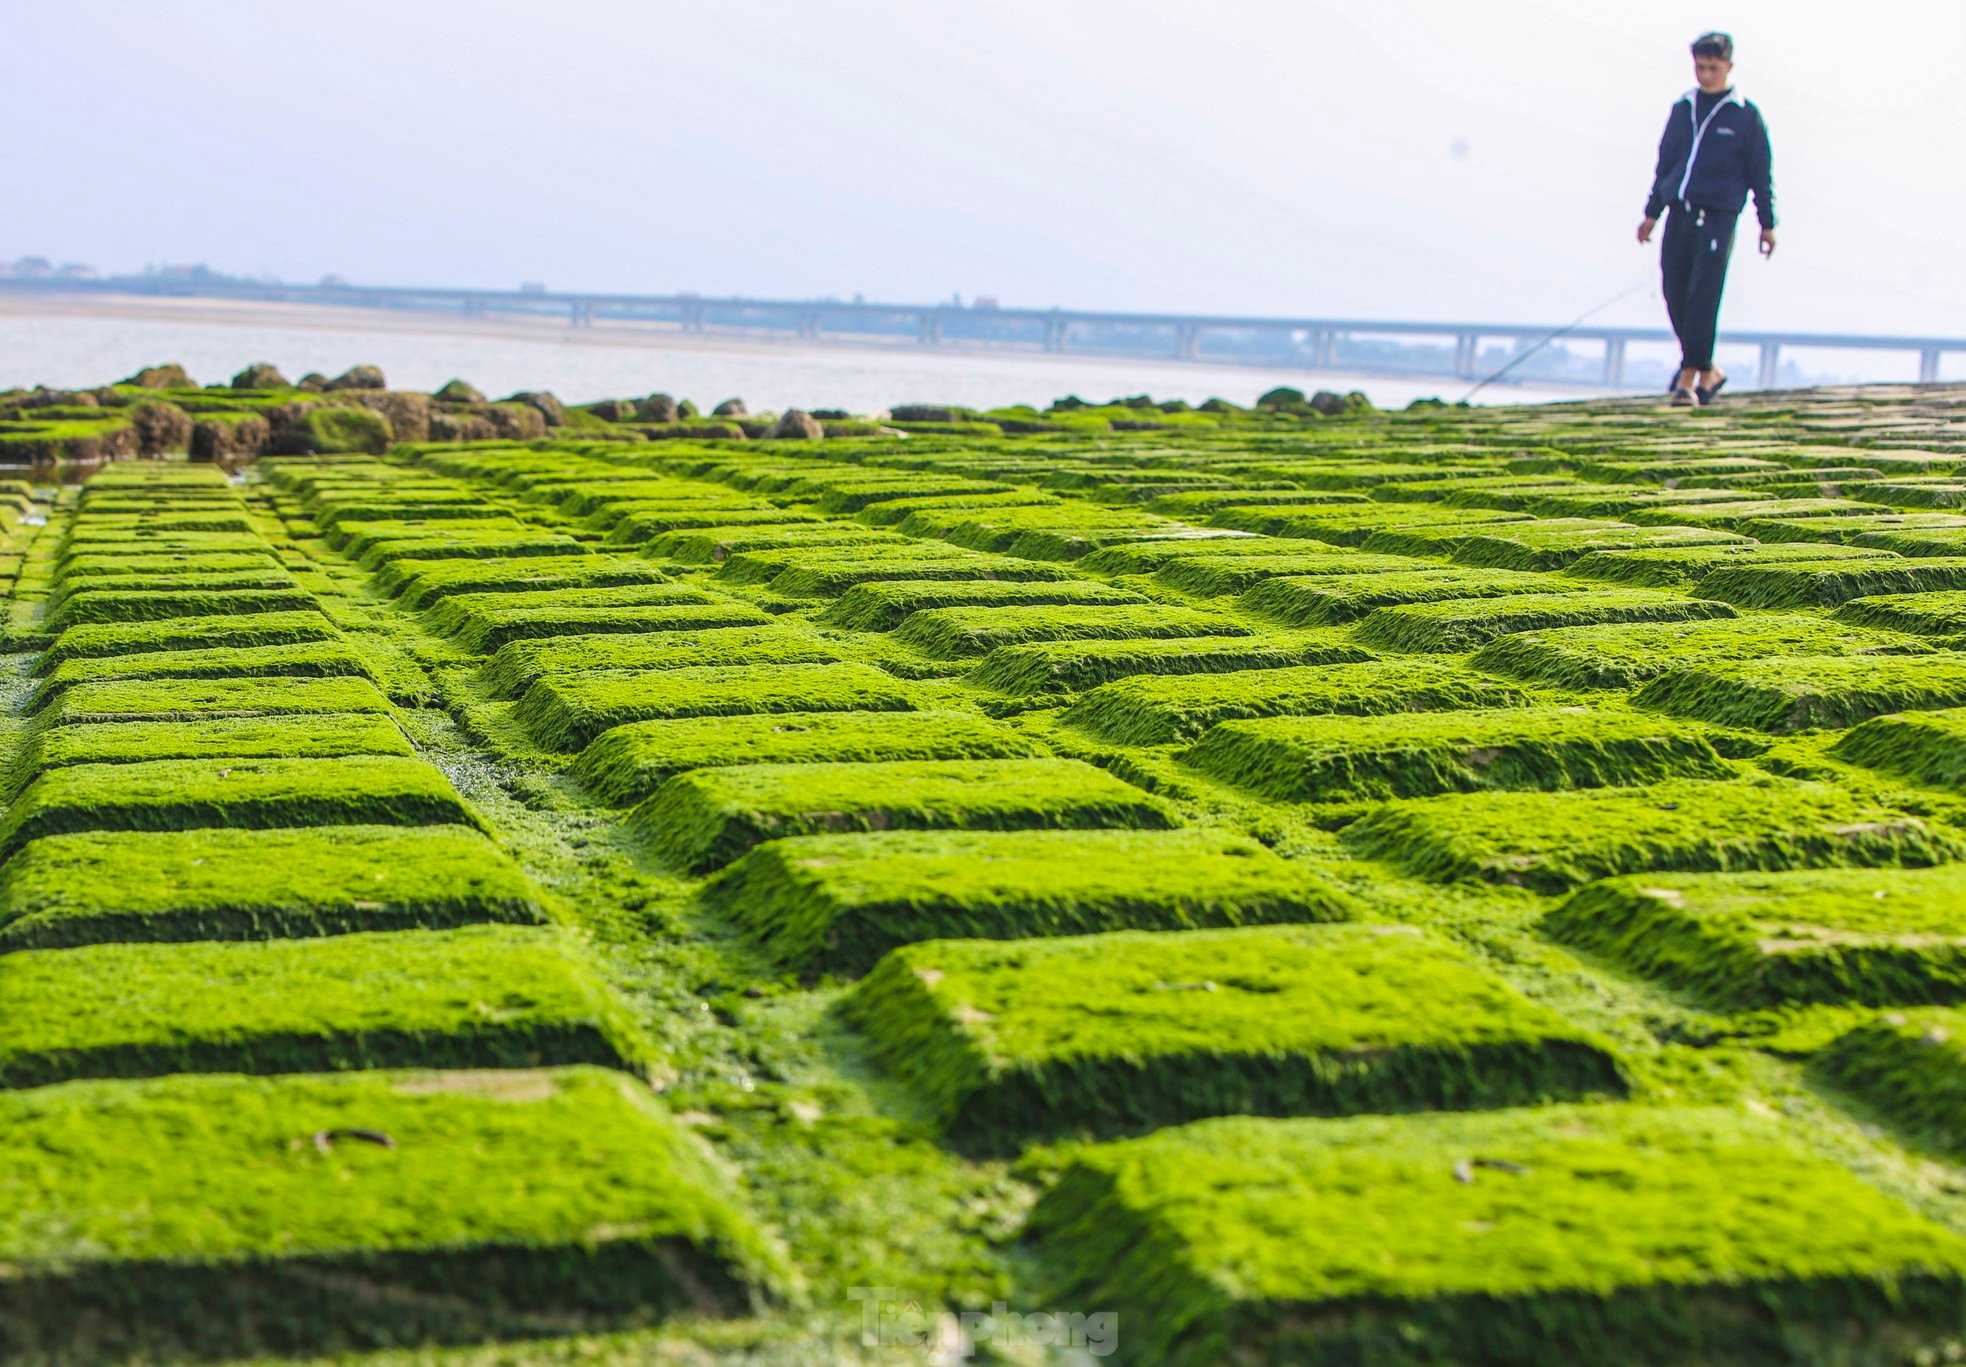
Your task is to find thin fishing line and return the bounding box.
[1458,280,1651,403]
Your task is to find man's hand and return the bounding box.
[1637,217,1658,245]
[1759,228,1777,258]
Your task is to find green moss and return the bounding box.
[842,925,1624,1148]
[1451,522,1748,572]
[0,925,648,1085]
[383,556,679,610]
[514,661,917,751]
[892,604,1247,659]
[630,757,1178,873]
[652,524,899,563]
[1063,661,1532,745]
[1742,512,1966,546]
[480,626,845,699]
[1344,777,1962,894]
[0,823,544,949]
[1834,707,1966,790]
[1471,615,1931,689]
[968,632,1372,697]
[1239,567,1556,627]
[1816,1010,1966,1154]
[45,676,393,727]
[1074,537,1297,574]
[1025,1104,1966,1367]
[1211,503,1528,546]
[1564,542,1898,589]
[606,507,821,545]
[0,755,479,857]
[8,714,412,789]
[29,642,375,711]
[1354,590,1735,654]
[45,570,301,618]
[1635,655,1966,732]
[1153,552,1421,597]
[42,610,339,667]
[769,556,1078,598]
[1183,706,1729,802]
[444,600,767,654]
[1835,589,1966,635]
[0,1067,778,1357]
[704,827,1357,972]
[360,532,585,572]
[56,551,283,581]
[571,710,1043,805]
[1545,868,1966,1008]
[1695,558,1966,609]
[816,579,1148,632]
[44,586,321,631]
[714,542,992,587]
[1849,525,1966,556]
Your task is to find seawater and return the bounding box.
[0,302,1596,412]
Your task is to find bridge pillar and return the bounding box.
[1175,324,1199,361]
[918,313,942,346]
[1314,330,1337,368]
[1757,341,1781,389]
[799,310,822,340]
[1454,334,1479,380]
[1602,337,1626,388]
[682,304,705,333]
[1920,347,1942,384]
[464,297,485,318]
[570,301,593,328]
[1043,316,1067,352]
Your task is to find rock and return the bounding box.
[1309,389,1373,416]
[120,363,195,390]
[325,364,387,392]
[810,408,851,420]
[270,404,392,455]
[637,393,679,422]
[506,391,566,426]
[17,388,97,410]
[427,411,497,442]
[130,402,194,454]
[1256,387,1307,411]
[483,403,548,441]
[190,414,271,461]
[676,398,699,418]
[230,362,290,390]
[351,391,431,444]
[1199,397,1242,413]
[768,408,824,440]
[711,398,748,417]
[890,404,959,423]
[434,379,486,405]
[584,400,637,423]
[297,373,329,392]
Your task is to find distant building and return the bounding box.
[973,295,1000,310]
[520,282,546,294]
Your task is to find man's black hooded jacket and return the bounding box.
[1644,88,1776,229]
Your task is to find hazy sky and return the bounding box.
[7,1,1964,335]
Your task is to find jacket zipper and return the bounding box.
[1676,92,1737,203]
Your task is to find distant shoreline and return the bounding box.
[0,290,1610,396]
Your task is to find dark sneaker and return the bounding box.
[1696,374,1729,405]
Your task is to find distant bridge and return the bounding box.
[5,276,1962,390]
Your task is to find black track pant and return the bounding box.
[1661,204,1738,373]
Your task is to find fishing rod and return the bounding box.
[1458,280,1651,403]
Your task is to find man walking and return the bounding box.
[1637,31,1776,406]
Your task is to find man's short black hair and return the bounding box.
[1691,31,1733,61]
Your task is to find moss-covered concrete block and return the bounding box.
[705,827,1357,972]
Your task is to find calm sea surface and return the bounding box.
[0,300,1595,413]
